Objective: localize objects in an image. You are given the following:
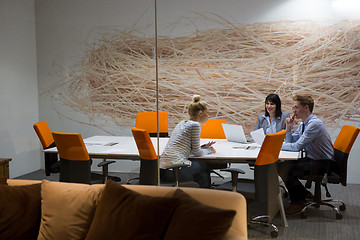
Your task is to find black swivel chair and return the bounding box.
[300,124,360,219]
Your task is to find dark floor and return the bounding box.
[15,170,360,240]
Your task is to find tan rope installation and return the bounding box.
[55,19,360,135]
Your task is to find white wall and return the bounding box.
[34,0,360,181]
[0,0,41,178]
[35,0,155,173]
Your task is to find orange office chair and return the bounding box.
[132,127,198,187]
[52,132,120,184]
[135,112,168,137]
[216,130,287,238]
[200,119,226,139]
[33,120,60,176]
[52,132,91,184]
[300,125,360,219]
[131,127,159,185]
[199,119,228,180]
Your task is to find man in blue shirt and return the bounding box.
[279,95,334,215]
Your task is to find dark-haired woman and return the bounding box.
[254,93,290,134]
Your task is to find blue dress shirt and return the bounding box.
[281,114,334,160]
[265,116,278,134]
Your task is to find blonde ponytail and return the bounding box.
[188,95,207,119]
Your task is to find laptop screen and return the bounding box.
[222,123,248,143]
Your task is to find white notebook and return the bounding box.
[222,123,248,143]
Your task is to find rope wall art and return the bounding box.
[55,19,360,135]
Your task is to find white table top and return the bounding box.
[45,135,299,162]
[191,138,299,162]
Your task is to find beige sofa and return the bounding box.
[4,179,247,240]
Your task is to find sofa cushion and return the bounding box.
[0,182,41,240]
[163,189,236,240]
[37,180,104,240]
[85,180,179,240]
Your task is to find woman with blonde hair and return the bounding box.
[160,95,215,188]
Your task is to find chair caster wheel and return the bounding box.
[271,230,278,238]
[339,205,346,211]
[336,213,343,219]
[301,212,307,219]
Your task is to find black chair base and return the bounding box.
[126,177,140,185]
[216,180,280,238]
[301,201,344,219]
[91,172,121,184]
[45,152,60,176]
[300,182,345,219]
[249,215,278,238]
[97,160,121,183]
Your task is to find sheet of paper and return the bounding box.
[84,141,106,146]
[250,128,265,145]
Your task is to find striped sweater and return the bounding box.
[159,120,211,168]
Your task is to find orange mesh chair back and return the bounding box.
[200,119,228,176]
[33,120,59,176]
[333,125,360,155]
[52,132,91,184]
[33,120,55,149]
[132,127,158,185]
[135,112,168,137]
[200,119,226,139]
[332,125,360,186]
[256,130,286,166]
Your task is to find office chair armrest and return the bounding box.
[219,168,246,192]
[321,173,328,185]
[97,160,116,167]
[220,168,245,175]
[165,163,191,170]
[248,163,255,170]
[221,168,245,186]
[165,163,191,187]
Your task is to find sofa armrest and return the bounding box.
[7,179,42,186]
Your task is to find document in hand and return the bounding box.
[250,128,265,145]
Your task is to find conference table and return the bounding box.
[44,135,300,163]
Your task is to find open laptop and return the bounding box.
[222,123,248,143]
